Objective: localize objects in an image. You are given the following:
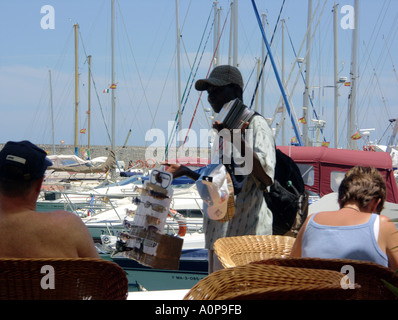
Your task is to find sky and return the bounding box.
[0,0,397,153]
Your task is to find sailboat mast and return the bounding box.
[49,69,55,155]
[213,1,220,67]
[333,3,339,149]
[261,13,265,117]
[212,2,220,121]
[347,0,359,149]
[302,0,312,146]
[111,0,116,151]
[88,55,91,158]
[74,23,79,156]
[233,0,238,67]
[281,18,286,146]
[228,0,238,66]
[176,0,182,142]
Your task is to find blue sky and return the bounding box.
[0,0,397,151]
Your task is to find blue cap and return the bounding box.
[0,141,53,181]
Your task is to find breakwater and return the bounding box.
[14,144,211,169]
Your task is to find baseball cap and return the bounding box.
[195,65,244,91]
[0,140,53,181]
[195,164,235,222]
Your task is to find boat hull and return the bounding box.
[101,248,208,291]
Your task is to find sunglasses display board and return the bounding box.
[116,170,184,270]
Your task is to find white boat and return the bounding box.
[44,151,121,184]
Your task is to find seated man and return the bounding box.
[0,140,99,258]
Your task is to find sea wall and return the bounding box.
[4,144,211,169]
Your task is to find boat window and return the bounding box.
[331,171,346,192]
[297,164,314,186]
[181,209,203,218]
[60,159,80,166]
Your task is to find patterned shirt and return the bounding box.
[204,114,276,250]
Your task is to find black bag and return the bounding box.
[265,148,308,236]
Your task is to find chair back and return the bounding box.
[184,263,355,300]
[253,257,398,300]
[184,257,398,300]
[214,235,295,268]
[0,258,128,300]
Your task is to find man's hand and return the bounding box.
[161,162,185,179]
[161,162,201,181]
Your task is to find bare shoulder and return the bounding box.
[379,214,398,230]
[40,210,99,258]
[38,209,79,220]
[35,210,85,230]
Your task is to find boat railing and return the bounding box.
[39,188,124,218]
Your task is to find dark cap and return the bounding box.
[0,141,53,181]
[195,65,244,91]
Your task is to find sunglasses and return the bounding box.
[134,186,169,199]
[150,170,172,189]
[133,197,165,213]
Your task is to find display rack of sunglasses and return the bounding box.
[115,170,184,270]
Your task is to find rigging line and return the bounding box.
[115,22,138,135]
[78,30,113,145]
[382,35,398,83]
[179,0,193,32]
[357,1,392,99]
[51,27,74,90]
[359,40,391,134]
[164,6,216,159]
[164,12,214,155]
[180,36,211,128]
[378,120,394,145]
[181,4,231,148]
[252,0,327,146]
[249,0,286,109]
[252,0,299,143]
[361,40,388,110]
[117,1,155,125]
[243,62,258,93]
[283,21,326,142]
[358,0,391,73]
[179,8,214,124]
[383,11,398,48]
[130,15,176,141]
[270,0,326,131]
[268,0,323,126]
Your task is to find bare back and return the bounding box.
[291,210,398,270]
[0,210,99,258]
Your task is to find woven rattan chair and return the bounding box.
[213,235,295,268]
[183,263,356,300]
[0,258,128,300]
[252,257,398,300]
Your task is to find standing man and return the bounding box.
[165,65,276,273]
[0,140,100,258]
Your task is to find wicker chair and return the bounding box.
[0,258,128,300]
[183,263,356,300]
[252,257,398,300]
[213,235,295,268]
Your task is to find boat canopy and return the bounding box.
[278,146,398,204]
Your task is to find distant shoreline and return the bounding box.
[0,143,209,168]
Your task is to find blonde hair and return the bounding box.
[338,166,386,213]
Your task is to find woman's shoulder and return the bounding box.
[379,214,398,230]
